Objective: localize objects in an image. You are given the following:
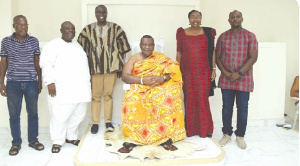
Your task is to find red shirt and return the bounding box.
[216,28,258,92]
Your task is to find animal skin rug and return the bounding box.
[104,126,206,161]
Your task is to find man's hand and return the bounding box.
[230,72,241,82]
[47,83,56,97]
[38,81,43,94]
[223,70,232,79]
[150,76,164,87]
[142,76,164,87]
[0,84,7,97]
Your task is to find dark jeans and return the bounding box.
[6,81,39,146]
[221,89,250,137]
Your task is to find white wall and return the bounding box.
[0,0,12,129]
[200,0,299,123]
[0,0,298,128]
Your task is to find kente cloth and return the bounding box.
[176,27,215,137]
[121,51,186,145]
[77,22,131,75]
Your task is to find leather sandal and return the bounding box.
[118,142,136,153]
[9,145,21,156]
[65,139,80,146]
[51,144,61,153]
[162,144,178,151]
[29,141,44,151]
[161,138,178,151]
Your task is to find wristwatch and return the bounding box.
[238,71,242,76]
[163,75,167,82]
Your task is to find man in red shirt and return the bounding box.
[216,10,258,149]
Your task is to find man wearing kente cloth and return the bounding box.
[119,35,186,153]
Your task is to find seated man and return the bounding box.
[119,35,186,153]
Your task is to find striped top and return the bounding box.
[77,22,131,75]
[0,34,40,81]
[216,28,258,92]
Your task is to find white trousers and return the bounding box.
[49,102,87,145]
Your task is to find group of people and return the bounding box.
[0,4,258,156]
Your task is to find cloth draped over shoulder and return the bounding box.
[121,51,186,145]
[203,27,216,96]
[77,22,131,76]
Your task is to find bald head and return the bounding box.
[60,21,75,43]
[61,21,73,29]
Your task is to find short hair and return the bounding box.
[13,15,26,23]
[188,10,202,18]
[95,5,107,12]
[140,35,154,43]
[229,10,243,18]
[141,35,153,40]
[61,21,73,28]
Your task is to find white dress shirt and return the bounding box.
[40,38,91,104]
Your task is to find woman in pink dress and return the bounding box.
[176,10,216,138]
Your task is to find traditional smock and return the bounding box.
[121,51,186,145]
[77,22,131,76]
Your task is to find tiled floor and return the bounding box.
[0,119,298,166]
[76,125,225,165]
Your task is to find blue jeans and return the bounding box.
[221,89,250,137]
[6,81,39,146]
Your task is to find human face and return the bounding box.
[13,17,28,39]
[189,11,202,28]
[140,38,155,57]
[95,6,107,24]
[60,22,75,43]
[228,11,243,28]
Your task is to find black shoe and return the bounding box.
[105,123,114,132]
[207,134,212,138]
[91,124,99,134]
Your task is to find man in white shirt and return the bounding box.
[40,21,91,153]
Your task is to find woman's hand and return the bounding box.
[211,70,216,82]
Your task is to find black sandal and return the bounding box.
[65,139,80,146]
[161,139,178,151]
[9,145,21,156]
[118,142,137,153]
[28,141,44,151]
[51,144,61,153]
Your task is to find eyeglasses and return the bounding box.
[16,24,28,28]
